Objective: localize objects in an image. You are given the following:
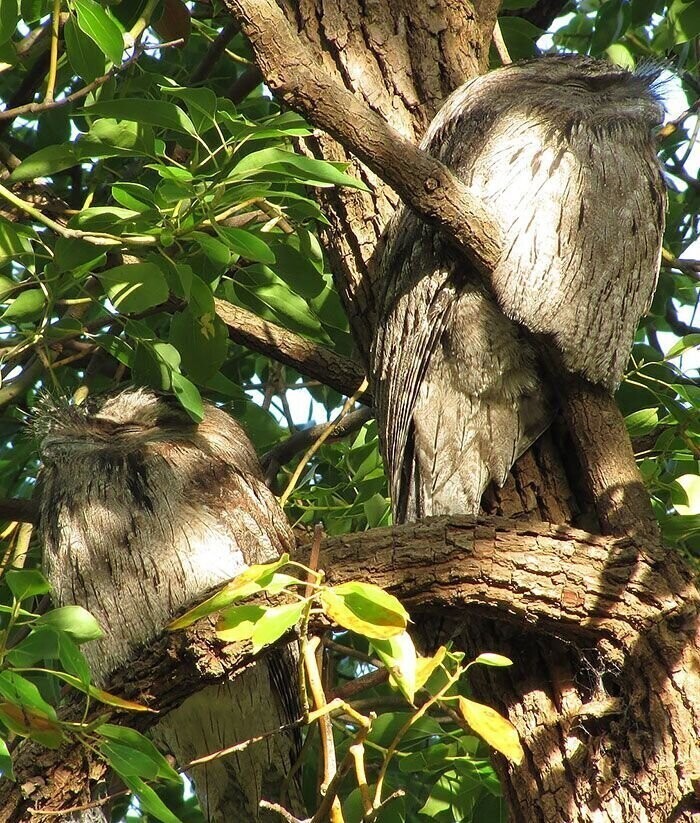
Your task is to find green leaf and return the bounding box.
[64,15,106,82]
[629,0,657,25]
[250,601,305,653]
[84,99,196,136]
[591,0,630,54]
[0,737,14,780]
[9,145,80,182]
[216,604,266,643]
[1,289,45,323]
[231,148,369,190]
[111,183,157,213]
[0,702,62,748]
[216,227,276,265]
[36,605,104,642]
[473,653,513,668]
[5,569,51,601]
[161,85,217,133]
[319,582,408,639]
[54,236,106,276]
[666,334,700,360]
[168,555,290,630]
[496,17,542,60]
[669,0,700,43]
[499,0,537,7]
[370,631,417,703]
[57,632,92,683]
[624,407,659,438]
[98,262,169,312]
[0,276,16,300]
[0,671,57,721]
[6,628,59,668]
[72,0,124,64]
[102,741,160,779]
[192,232,231,267]
[119,775,182,823]
[171,373,204,421]
[98,725,180,782]
[0,0,19,46]
[43,668,153,711]
[605,43,635,70]
[231,265,330,344]
[673,474,700,516]
[363,492,390,527]
[169,308,228,381]
[0,216,29,265]
[9,142,148,183]
[21,0,51,23]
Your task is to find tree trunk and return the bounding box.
[227,2,700,820]
[3,517,697,821]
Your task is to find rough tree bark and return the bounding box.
[223,2,700,821]
[1,4,697,822]
[1,518,697,820]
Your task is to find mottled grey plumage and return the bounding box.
[37,388,301,821]
[372,55,666,522]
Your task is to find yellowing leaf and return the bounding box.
[168,555,289,630]
[46,670,154,713]
[371,632,417,703]
[458,697,524,765]
[415,646,447,691]
[319,582,408,639]
[0,703,63,748]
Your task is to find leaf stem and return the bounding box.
[45,0,62,104]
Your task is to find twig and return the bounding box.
[305,524,323,599]
[665,301,700,337]
[213,298,370,402]
[29,789,129,817]
[279,378,369,508]
[303,636,342,821]
[44,0,62,104]
[227,66,264,104]
[259,800,308,823]
[192,21,239,83]
[492,20,512,65]
[661,250,700,282]
[262,407,373,486]
[322,638,377,666]
[0,37,182,123]
[330,667,389,702]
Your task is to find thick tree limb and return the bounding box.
[223,0,502,276]
[1,516,697,820]
[214,297,369,401]
[0,498,37,524]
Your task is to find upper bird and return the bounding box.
[371,55,666,523]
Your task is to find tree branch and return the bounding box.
[0,497,37,525]
[1,515,696,820]
[223,0,502,276]
[262,407,374,486]
[214,298,369,402]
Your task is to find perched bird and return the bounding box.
[371,55,666,522]
[36,387,301,821]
